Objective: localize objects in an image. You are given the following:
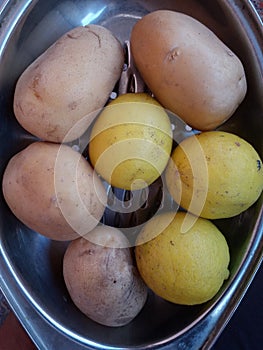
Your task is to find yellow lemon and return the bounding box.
[135,211,230,305]
[165,131,263,219]
[89,93,173,190]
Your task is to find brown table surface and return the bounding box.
[0,1,262,350]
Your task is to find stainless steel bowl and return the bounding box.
[0,1,263,349]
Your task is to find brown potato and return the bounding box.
[2,142,107,241]
[13,25,124,143]
[63,225,148,327]
[130,10,247,130]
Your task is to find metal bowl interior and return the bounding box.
[0,0,263,349]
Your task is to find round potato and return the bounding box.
[13,25,124,143]
[130,10,247,131]
[63,225,148,327]
[2,142,107,240]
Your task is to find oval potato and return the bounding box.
[63,225,148,327]
[2,142,107,240]
[130,10,247,130]
[14,25,124,143]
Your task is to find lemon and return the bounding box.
[135,211,230,305]
[165,131,263,219]
[89,93,173,190]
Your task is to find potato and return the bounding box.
[63,225,148,327]
[2,142,107,240]
[130,10,247,130]
[13,25,124,143]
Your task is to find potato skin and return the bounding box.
[131,10,247,130]
[63,225,148,327]
[2,142,107,240]
[13,25,124,143]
